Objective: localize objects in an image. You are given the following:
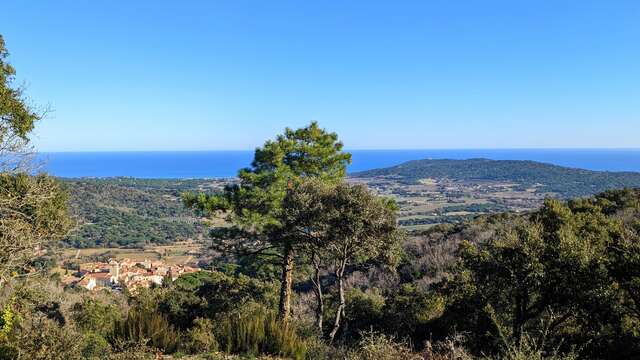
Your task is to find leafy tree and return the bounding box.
[278,178,332,333]
[184,122,351,321]
[160,271,274,329]
[0,35,71,283]
[441,197,627,356]
[319,182,401,342]
[0,34,40,171]
[281,180,402,341]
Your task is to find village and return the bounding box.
[61,257,202,292]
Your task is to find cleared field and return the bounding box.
[356,176,544,230]
[61,241,204,264]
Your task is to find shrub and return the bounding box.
[304,338,349,360]
[347,331,421,360]
[110,306,179,353]
[344,288,385,339]
[183,317,218,354]
[216,303,307,359]
[0,317,82,360]
[489,332,579,360]
[80,331,112,358]
[107,340,157,360]
[160,271,275,330]
[72,297,122,337]
[423,333,473,360]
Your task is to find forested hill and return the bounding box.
[352,158,640,197]
[61,178,229,248]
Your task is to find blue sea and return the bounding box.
[38,149,640,179]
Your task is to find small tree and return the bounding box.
[281,180,402,341]
[184,122,351,321]
[279,179,332,333]
[322,183,402,342]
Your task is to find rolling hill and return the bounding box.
[352,158,640,198]
[61,178,227,248]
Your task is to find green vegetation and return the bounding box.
[8,185,640,359]
[0,122,639,359]
[354,158,640,197]
[60,159,640,248]
[0,34,72,283]
[216,303,308,359]
[4,34,640,358]
[62,178,216,247]
[184,122,353,322]
[431,189,640,358]
[279,179,402,341]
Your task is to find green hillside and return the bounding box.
[61,178,225,248]
[353,158,640,197]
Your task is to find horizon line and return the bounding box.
[36,147,640,153]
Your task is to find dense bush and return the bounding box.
[72,297,122,337]
[110,306,179,353]
[346,331,422,360]
[216,303,308,359]
[433,189,640,358]
[159,271,276,329]
[183,317,218,354]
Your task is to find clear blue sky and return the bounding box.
[2,0,639,151]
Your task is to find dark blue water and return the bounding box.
[38,149,640,179]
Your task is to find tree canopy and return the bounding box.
[184,121,352,321]
[0,35,41,171]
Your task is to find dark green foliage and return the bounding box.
[63,178,212,247]
[344,289,385,336]
[278,179,403,341]
[184,122,352,321]
[0,319,83,360]
[184,121,351,228]
[215,303,307,359]
[0,34,39,147]
[400,213,476,226]
[80,331,112,359]
[159,271,275,329]
[72,298,122,337]
[110,306,179,353]
[354,158,640,198]
[437,189,640,358]
[380,284,445,344]
[182,317,218,354]
[2,188,640,359]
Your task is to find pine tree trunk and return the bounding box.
[278,244,295,322]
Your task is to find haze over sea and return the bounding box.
[39,149,640,179]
